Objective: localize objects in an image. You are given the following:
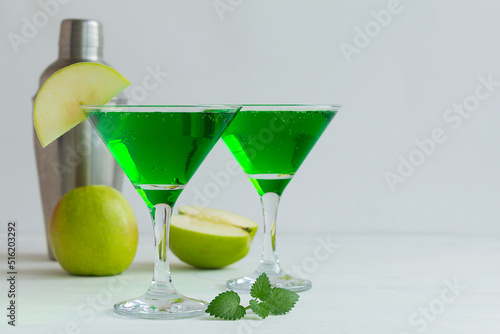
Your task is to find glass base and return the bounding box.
[227,270,312,292]
[113,290,208,319]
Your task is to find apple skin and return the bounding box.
[49,185,138,276]
[170,212,258,269]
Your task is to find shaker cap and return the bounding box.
[59,19,103,60]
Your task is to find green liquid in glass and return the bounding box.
[88,111,234,207]
[223,110,336,196]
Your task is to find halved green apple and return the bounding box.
[178,206,258,238]
[170,206,259,269]
[34,62,130,148]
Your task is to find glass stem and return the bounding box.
[149,203,176,294]
[258,192,282,274]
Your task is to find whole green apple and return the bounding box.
[49,185,138,276]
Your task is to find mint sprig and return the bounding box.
[206,273,299,320]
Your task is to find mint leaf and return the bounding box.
[250,273,272,301]
[206,291,246,320]
[249,299,270,319]
[267,288,299,315]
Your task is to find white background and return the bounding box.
[1,0,500,238]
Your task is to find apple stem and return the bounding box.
[258,192,282,274]
[148,203,176,294]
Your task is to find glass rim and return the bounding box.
[237,104,341,111]
[81,104,341,113]
[81,104,241,112]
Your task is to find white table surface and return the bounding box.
[2,233,500,334]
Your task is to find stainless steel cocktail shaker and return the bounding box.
[34,19,125,260]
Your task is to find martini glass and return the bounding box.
[222,104,339,292]
[83,105,239,319]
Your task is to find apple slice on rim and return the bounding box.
[34,62,130,148]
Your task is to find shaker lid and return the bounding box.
[59,19,103,59]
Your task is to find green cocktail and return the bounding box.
[223,109,336,195]
[88,110,233,207]
[85,105,239,319]
[222,105,339,292]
